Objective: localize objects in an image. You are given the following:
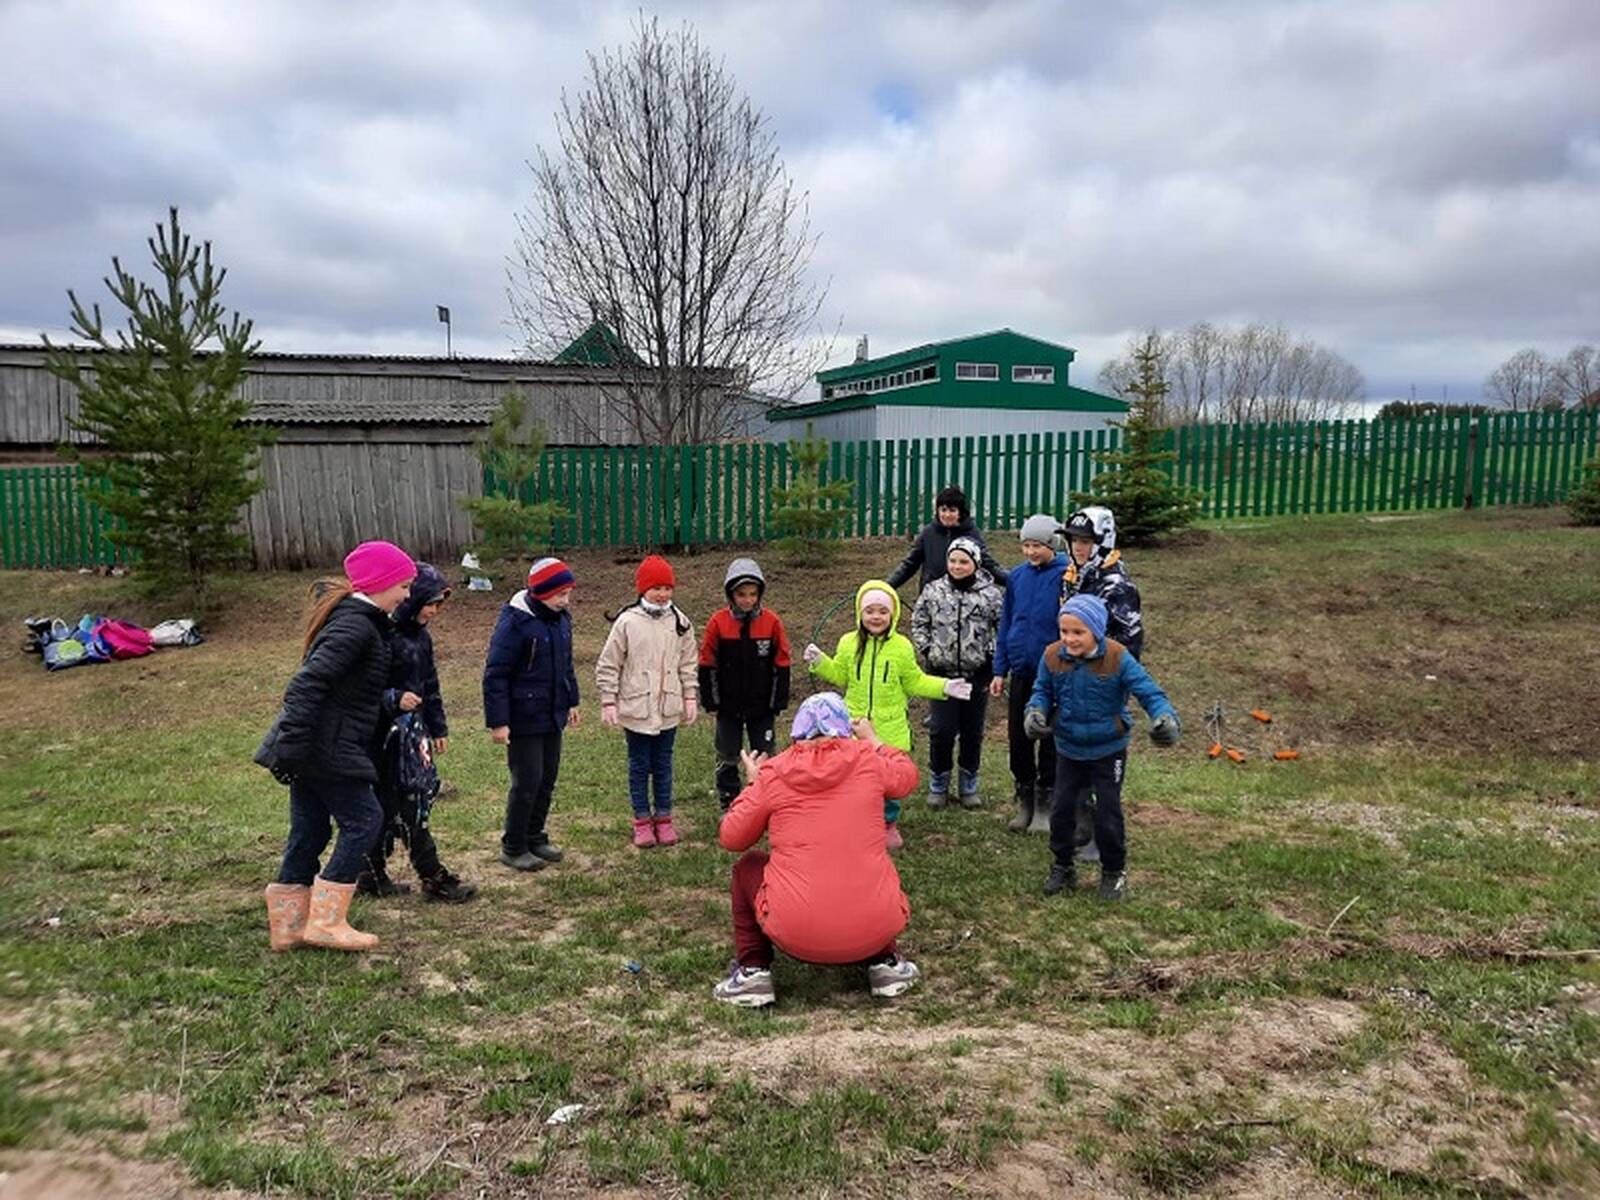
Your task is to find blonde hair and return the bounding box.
[302,577,354,658]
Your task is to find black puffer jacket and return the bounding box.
[255,597,395,783]
[886,518,1010,591]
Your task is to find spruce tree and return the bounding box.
[1073,332,1201,544]
[770,422,853,559]
[460,393,569,565]
[45,208,270,597]
[1568,454,1600,525]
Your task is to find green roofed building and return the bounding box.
[765,328,1126,442]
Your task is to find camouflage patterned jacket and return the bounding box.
[1061,552,1144,660]
[909,569,1005,682]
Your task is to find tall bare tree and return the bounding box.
[1556,344,1598,408]
[509,17,827,445]
[1484,347,1564,412]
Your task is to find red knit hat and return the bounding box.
[527,557,575,600]
[635,554,675,593]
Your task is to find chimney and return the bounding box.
[854,334,869,363]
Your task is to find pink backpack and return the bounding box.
[97,618,154,659]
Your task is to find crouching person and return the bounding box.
[712,694,923,1008]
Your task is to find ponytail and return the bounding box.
[302,577,353,657]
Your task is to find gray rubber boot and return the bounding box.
[1027,783,1054,835]
[927,771,951,810]
[1007,783,1033,833]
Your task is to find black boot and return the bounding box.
[355,857,411,897]
[1043,862,1076,896]
[1007,783,1033,833]
[1027,783,1054,835]
[421,866,478,903]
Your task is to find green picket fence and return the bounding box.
[0,465,129,569]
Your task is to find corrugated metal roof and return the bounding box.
[238,398,504,425]
[0,343,559,368]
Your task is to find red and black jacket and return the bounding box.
[698,607,793,718]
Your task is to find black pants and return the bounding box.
[1006,668,1055,791]
[1049,750,1127,873]
[502,732,563,855]
[929,686,989,775]
[370,775,443,878]
[714,712,776,806]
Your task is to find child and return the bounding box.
[886,484,1010,593]
[1060,506,1146,863]
[699,557,792,817]
[909,537,1004,809]
[596,555,699,848]
[712,696,922,1008]
[989,514,1069,835]
[255,539,417,953]
[483,557,580,872]
[1024,594,1180,901]
[803,580,970,848]
[360,562,477,901]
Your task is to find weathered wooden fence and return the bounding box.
[4,410,1598,568]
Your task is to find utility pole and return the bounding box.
[436,305,452,357]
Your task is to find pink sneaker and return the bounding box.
[632,817,657,849]
[885,823,903,851]
[654,815,679,847]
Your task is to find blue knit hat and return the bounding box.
[1060,594,1108,643]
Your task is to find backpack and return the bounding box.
[97,619,154,659]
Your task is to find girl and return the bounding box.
[596,555,699,848]
[484,557,581,872]
[256,539,417,952]
[804,580,971,848]
[910,537,1004,809]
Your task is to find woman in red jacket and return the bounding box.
[713,692,923,1008]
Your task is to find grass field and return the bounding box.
[1,508,1598,1198]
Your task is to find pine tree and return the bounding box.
[770,422,853,559]
[460,393,569,564]
[1567,454,1600,525]
[1073,332,1201,544]
[45,208,270,598]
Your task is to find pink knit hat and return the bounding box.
[343,540,417,594]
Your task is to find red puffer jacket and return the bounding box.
[719,737,919,964]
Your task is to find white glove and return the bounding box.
[943,678,973,701]
[802,643,823,664]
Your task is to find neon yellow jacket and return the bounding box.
[810,580,951,752]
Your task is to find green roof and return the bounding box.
[769,383,1126,422]
[555,321,642,367]
[816,328,1077,384]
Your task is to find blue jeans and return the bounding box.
[277,775,384,885]
[624,727,677,818]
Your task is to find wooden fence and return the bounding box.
[4,410,1598,568]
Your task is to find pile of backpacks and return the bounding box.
[23,615,203,671]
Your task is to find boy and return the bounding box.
[1025,595,1180,901]
[990,514,1069,834]
[700,558,793,817]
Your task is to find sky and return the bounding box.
[2,0,1598,406]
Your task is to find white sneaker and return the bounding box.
[867,956,920,998]
[712,962,776,1008]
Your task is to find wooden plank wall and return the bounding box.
[243,438,482,569]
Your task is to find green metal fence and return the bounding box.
[5,409,1598,566]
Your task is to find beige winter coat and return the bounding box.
[595,604,699,735]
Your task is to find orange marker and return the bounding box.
[1273,749,1301,761]
[1225,747,1247,763]
[1207,742,1223,759]
[1250,709,1273,724]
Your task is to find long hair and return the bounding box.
[302,577,353,658]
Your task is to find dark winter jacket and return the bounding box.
[1062,552,1144,661]
[699,610,793,718]
[886,518,1009,591]
[386,565,451,737]
[909,568,1004,682]
[1026,636,1175,761]
[255,596,395,783]
[482,590,580,736]
[992,552,1068,678]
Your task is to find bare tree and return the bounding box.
[508,17,828,444]
[1555,344,1598,409]
[1484,347,1564,412]
[1098,322,1362,424]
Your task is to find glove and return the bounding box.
[1023,708,1051,740]
[943,678,973,701]
[802,643,823,664]
[1149,713,1181,747]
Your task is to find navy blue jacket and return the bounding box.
[387,562,450,736]
[993,552,1068,677]
[1026,636,1175,761]
[482,591,579,735]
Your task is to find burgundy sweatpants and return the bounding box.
[730,849,897,969]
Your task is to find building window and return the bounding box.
[955,362,998,381]
[1013,365,1055,384]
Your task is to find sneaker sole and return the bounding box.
[870,980,917,998]
[716,991,776,1008]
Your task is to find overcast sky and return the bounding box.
[3,0,1597,405]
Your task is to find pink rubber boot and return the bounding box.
[632,817,657,849]
[653,814,679,847]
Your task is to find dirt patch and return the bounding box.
[0,1151,247,1200]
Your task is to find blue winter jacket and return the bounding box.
[482,591,579,736]
[992,552,1068,677]
[1026,636,1176,761]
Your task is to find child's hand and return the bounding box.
[1149,713,1181,746]
[739,748,767,782]
[432,736,449,756]
[1023,708,1051,740]
[944,679,973,701]
[489,726,510,745]
[600,702,620,727]
[802,643,823,664]
[851,718,878,745]
[399,691,423,712]
[568,707,582,728]
[988,676,1005,698]
[683,697,699,725]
